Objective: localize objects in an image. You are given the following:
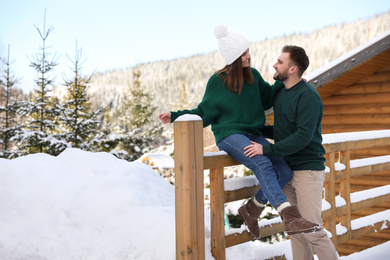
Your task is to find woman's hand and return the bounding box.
[244,141,263,158]
[159,112,171,124]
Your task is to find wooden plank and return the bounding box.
[350,193,390,213]
[323,104,390,116]
[359,72,390,83]
[336,82,390,95]
[224,186,259,203]
[322,192,390,221]
[350,161,390,178]
[337,221,388,245]
[322,125,390,134]
[322,93,390,106]
[204,154,240,169]
[323,137,390,153]
[210,168,226,260]
[322,114,390,125]
[351,147,390,158]
[342,236,388,247]
[225,222,285,248]
[349,176,390,186]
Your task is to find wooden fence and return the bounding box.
[173,118,390,260]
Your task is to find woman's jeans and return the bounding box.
[217,133,292,208]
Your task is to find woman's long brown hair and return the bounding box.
[217,57,254,95]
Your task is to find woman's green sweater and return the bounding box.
[170,68,283,144]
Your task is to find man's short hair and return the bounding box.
[282,45,309,77]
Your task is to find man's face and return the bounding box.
[273,52,291,81]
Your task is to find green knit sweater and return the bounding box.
[262,80,326,170]
[170,68,284,145]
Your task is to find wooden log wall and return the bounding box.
[321,65,390,159]
[321,60,390,254]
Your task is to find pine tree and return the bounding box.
[170,80,195,111]
[19,10,66,156]
[114,70,162,161]
[58,42,104,151]
[0,45,24,159]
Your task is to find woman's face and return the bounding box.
[241,48,251,68]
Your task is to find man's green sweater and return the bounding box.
[170,68,283,145]
[262,80,326,171]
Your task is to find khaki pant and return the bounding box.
[282,170,339,260]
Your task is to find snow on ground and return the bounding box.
[0,148,389,259]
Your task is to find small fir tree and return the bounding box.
[19,10,66,155]
[58,42,104,151]
[0,45,24,159]
[115,70,162,161]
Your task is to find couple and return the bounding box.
[159,26,339,260]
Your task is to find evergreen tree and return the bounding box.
[0,45,23,159]
[170,80,195,111]
[114,70,162,161]
[58,42,104,151]
[19,10,66,156]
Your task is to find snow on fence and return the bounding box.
[173,118,390,260]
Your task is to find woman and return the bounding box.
[159,25,320,238]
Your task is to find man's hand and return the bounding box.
[244,141,263,158]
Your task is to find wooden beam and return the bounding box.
[323,137,390,153]
[336,82,390,95]
[322,125,390,134]
[224,186,259,203]
[337,221,388,245]
[225,222,285,248]
[323,104,390,116]
[322,93,390,106]
[174,120,205,260]
[210,167,226,260]
[322,114,390,125]
[204,154,240,169]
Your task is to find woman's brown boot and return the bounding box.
[238,198,264,239]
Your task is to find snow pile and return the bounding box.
[0,149,175,260]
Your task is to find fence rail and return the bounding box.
[174,118,390,260]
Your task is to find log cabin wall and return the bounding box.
[321,64,390,159]
[313,38,390,255]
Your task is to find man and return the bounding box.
[244,45,339,260]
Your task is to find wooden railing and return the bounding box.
[173,118,390,260]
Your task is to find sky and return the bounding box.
[0,0,390,93]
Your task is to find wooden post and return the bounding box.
[324,152,338,246]
[210,167,226,259]
[174,119,205,260]
[340,151,352,238]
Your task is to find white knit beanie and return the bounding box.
[214,25,250,65]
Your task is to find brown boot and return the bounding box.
[238,198,264,239]
[280,205,322,236]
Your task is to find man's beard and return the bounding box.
[273,70,288,81]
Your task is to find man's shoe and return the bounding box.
[280,205,322,236]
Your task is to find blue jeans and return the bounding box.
[217,133,292,208]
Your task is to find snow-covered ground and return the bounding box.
[0,148,389,259]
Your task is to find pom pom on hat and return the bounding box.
[214,25,249,65]
[214,25,228,39]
